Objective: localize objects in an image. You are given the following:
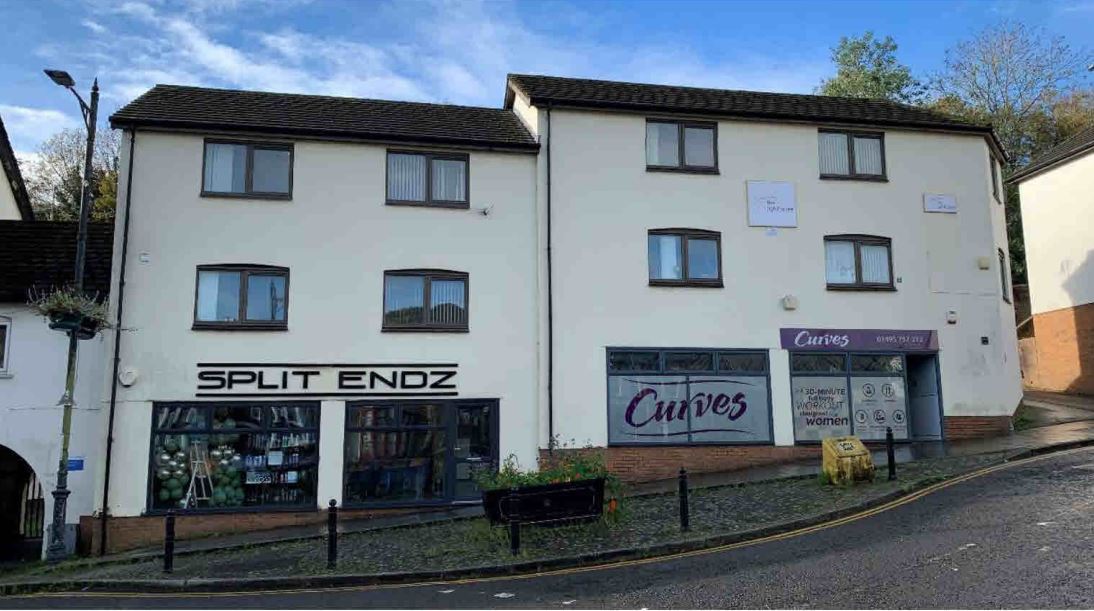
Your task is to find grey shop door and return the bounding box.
[907,354,943,440]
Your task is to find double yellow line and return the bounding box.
[16,445,1089,600]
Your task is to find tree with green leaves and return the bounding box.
[930,22,1091,285]
[23,127,119,222]
[817,31,925,103]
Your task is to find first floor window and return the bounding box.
[991,158,1001,202]
[203,140,292,197]
[383,270,468,331]
[0,318,9,372]
[824,235,893,290]
[343,400,497,505]
[646,120,717,171]
[194,265,288,329]
[999,248,1011,303]
[648,229,722,287]
[818,130,885,179]
[387,151,469,207]
[149,402,319,511]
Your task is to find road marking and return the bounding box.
[13,445,1092,601]
[494,592,515,599]
[438,589,455,594]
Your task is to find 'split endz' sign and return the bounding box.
[195,362,458,397]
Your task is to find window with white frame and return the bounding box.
[824,235,894,290]
[818,130,886,179]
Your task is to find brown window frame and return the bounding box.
[818,129,887,181]
[200,139,294,200]
[382,269,470,332]
[385,151,471,209]
[645,119,719,174]
[192,264,290,331]
[823,234,895,291]
[998,248,1011,304]
[647,228,724,288]
[0,316,10,374]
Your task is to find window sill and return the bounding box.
[646,166,719,175]
[819,174,888,183]
[649,280,724,289]
[192,323,288,331]
[826,284,897,292]
[382,326,470,333]
[386,200,470,210]
[0,373,11,379]
[200,191,292,201]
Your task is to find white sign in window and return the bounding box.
[747,181,797,228]
[923,193,957,214]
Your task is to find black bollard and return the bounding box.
[508,487,521,556]
[678,467,690,532]
[163,509,175,574]
[327,499,338,569]
[886,427,896,481]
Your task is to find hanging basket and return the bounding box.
[47,311,103,340]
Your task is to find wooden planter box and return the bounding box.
[481,477,605,525]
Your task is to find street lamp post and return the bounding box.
[43,68,98,563]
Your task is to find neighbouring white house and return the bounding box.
[0,113,34,221]
[1010,125,1094,396]
[0,221,113,560]
[87,75,1021,554]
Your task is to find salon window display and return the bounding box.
[149,402,320,511]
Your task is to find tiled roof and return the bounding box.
[507,74,996,135]
[110,85,539,151]
[0,221,114,303]
[1009,125,1094,183]
[0,113,34,220]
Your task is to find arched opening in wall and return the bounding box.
[0,445,45,562]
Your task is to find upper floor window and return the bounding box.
[998,248,1011,304]
[824,235,894,290]
[386,151,469,208]
[383,270,468,331]
[648,228,723,287]
[202,140,293,198]
[0,317,9,374]
[990,157,1001,203]
[646,120,717,172]
[194,265,289,330]
[818,130,886,180]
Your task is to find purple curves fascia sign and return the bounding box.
[780,328,938,352]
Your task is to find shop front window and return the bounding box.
[344,400,497,506]
[790,352,909,442]
[149,402,319,512]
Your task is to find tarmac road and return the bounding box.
[7,445,1094,609]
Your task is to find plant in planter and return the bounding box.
[475,450,623,525]
[29,286,111,340]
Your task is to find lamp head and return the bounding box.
[44,69,75,88]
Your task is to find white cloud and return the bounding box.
[66,0,828,113]
[0,105,79,152]
[81,19,107,34]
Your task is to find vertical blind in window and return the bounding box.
[430,279,466,326]
[204,143,247,193]
[825,241,856,284]
[431,158,466,202]
[197,271,241,322]
[860,244,890,283]
[852,137,883,175]
[818,132,850,175]
[387,154,427,201]
[646,123,680,167]
[648,235,683,280]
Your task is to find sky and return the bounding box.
[0,0,1091,159]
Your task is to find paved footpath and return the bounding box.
[8,444,1094,609]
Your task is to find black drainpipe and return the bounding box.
[99,129,136,556]
[545,106,554,453]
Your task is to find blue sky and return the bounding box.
[1,0,1091,158]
